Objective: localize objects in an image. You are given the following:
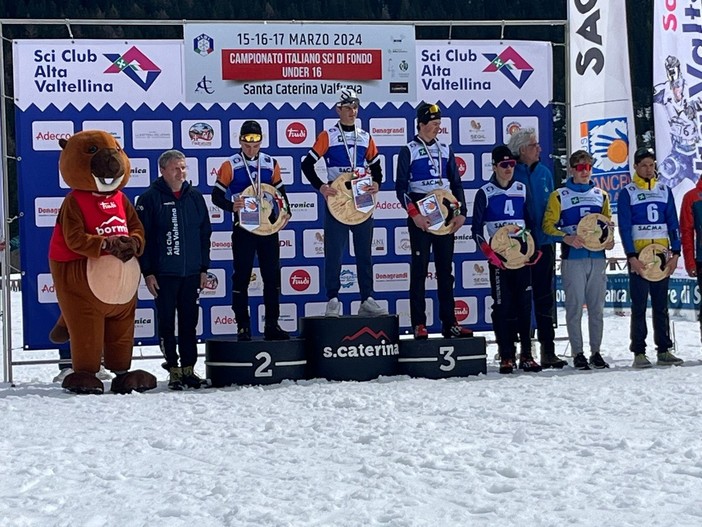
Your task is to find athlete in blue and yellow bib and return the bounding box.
[472,145,540,374]
[543,150,613,370]
[617,147,684,368]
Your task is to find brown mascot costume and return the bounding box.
[48,130,157,395]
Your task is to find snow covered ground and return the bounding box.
[3,290,702,526]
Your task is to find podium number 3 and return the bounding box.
[439,346,456,371]
[255,351,273,377]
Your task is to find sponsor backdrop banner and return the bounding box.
[14,37,552,349]
[653,1,702,206]
[567,0,635,213]
[183,23,416,105]
[13,40,184,110]
[417,40,552,106]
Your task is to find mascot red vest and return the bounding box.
[48,130,157,395]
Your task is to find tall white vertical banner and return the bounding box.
[0,138,5,246]
[568,0,635,213]
[653,2,702,203]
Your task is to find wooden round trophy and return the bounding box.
[637,243,670,282]
[576,213,614,251]
[326,172,376,225]
[423,189,460,236]
[490,225,535,269]
[240,183,290,236]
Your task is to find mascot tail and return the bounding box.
[49,315,70,344]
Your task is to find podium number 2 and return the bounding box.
[439,346,456,371]
[255,351,273,377]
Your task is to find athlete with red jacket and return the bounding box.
[680,176,702,338]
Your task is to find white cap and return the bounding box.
[336,88,360,107]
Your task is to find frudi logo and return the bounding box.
[103,46,162,91]
[482,46,534,88]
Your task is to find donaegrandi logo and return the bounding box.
[482,46,534,88]
[103,46,162,91]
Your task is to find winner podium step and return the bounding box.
[398,336,487,378]
[300,315,400,381]
[206,337,308,387]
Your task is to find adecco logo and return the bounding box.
[455,299,470,322]
[286,122,307,144]
[290,269,311,292]
[32,121,74,151]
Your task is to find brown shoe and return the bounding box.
[110,370,157,394]
[62,371,104,395]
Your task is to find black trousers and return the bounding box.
[490,264,533,359]
[629,271,673,354]
[697,262,702,337]
[231,227,281,329]
[407,218,456,328]
[530,244,556,348]
[155,274,201,368]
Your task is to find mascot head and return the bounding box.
[59,130,131,194]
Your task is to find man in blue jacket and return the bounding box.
[508,128,565,368]
[137,149,212,390]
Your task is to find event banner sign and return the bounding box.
[183,23,416,105]
[567,0,635,212]
[417,40,552,106]
[13,40,184,110]
[653,0,702,203]
[13,38,552,350]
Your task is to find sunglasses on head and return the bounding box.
[428,104,440,113]
[497,159,516,169]
[572,163,592,172]
[240,133,262,143]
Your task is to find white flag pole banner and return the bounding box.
[183,23,416,105]
[0,138,5,246]
[13,37,552,350]
[653,1,702,203]
[568,0,635,214]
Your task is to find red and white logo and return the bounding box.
[455,156,467,178]
[99,200,117,211]
[455,299,470,322]
[96,216,128,236]
[290,269,311,292]
[286,122,307,144]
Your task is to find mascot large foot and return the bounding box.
[62,371,104,395]
[110,370,157,394]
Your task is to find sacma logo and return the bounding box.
[322,327,399,358]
